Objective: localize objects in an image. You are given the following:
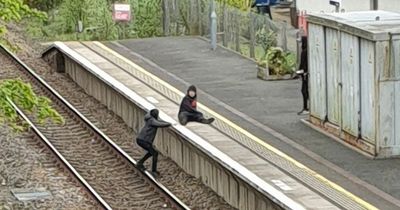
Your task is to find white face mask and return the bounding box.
[188,91,196,98]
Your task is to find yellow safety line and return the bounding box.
[92,41,377,210]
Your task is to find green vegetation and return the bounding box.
[22,0,163,41]
[19,0,251,41]
[264,47,295,75]
[218,0,252,10]
[256,28,277,59]
[0,1,63,130]
[0,79,64,131]
[255,28,296,76]
[0,0,46,50]
[1,0,260,42]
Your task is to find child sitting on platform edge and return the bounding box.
[178,85,214,125]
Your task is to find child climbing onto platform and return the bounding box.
[136,109,171,178]
[178,85,215,125]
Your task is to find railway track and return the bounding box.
[1,45,190,210]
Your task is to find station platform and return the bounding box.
[101,37,400,209]
[42,38,399,209]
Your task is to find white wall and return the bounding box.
[378,0,400,12]
[296,0,400,13]
[297,0,371,13]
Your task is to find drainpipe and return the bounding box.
[371,0,378,10]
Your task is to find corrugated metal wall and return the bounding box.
[307,11,400,157]
[340,32,360,137]
[395,82,400,152]
[378,82,395,149]
[326,28,341,126]
[309,23,327,121]
[392,39,400,79]
[360,39,376,143]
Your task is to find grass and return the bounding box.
[224,41,265,61]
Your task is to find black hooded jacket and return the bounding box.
[299,36,308,81]
[179,85,200,114]
[137,109,171,143]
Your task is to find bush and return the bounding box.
[0,0,46,50]
[264,47,296,75]
[129,0,162,38]
[255,28,277,60]
[24,0,162,41]
[282,52,296,74]
[0,79,64,131]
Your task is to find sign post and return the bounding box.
[329,0,341,12]
[112,4,132,22]
[113,3,132,39]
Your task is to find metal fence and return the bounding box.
[161,0,298,60]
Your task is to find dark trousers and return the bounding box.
[136,139,158,172]
[178,111,205,125]
[257,6,273,20]
[301,79,309,110]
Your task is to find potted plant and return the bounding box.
[256,28,276,79]
[255,30,296,80]
[262,47,296,80]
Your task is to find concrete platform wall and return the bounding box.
[46,52,283,210]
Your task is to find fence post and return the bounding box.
[211,0,217,50]
[249,12,255,59]
[223,6,228,47]
[197,0,202,35]
[189,0,194,34]
[235,11,240,52]
[162,0,170,36]
[174,0,179,35]
[282,20,288,51]
[264,15,269,33]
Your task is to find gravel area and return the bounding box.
[2,23,236,210]
[0,125,99,209]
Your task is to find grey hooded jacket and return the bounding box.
[137,109,171,144]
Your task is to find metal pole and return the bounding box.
[371,0,378,10]
[76,20,83,40]
[210,0,217,50]
[296,31,301,69]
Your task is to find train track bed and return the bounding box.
[0,125,99,209]
[1,46,188,209]
[4,25,236,209]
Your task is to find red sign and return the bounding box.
[113,4,131,22]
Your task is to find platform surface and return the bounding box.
[56,41,342,210]
[99,36,400,210]
[43,38,400,209]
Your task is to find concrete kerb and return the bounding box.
[300,119,376,159]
